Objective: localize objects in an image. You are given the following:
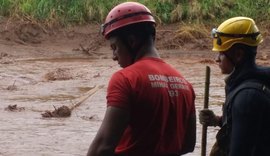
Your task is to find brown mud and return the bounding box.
[0,19,269,156]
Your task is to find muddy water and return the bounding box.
[0,55,226,156]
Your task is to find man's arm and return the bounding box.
[87,106,129,156]
[180,112,196,155]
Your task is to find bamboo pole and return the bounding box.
[201,66,211,156]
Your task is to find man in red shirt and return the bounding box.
[87,2,196,156]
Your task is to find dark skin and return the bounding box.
[110,35,160,68]
[215,47,245,75]
[86,107,129,156]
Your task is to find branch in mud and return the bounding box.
[41,105,71,118]
[79,44,100,56]
[41,85,103,118]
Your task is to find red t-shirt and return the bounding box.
[107,57,195,156]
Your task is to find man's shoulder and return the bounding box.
[231,80,270,105]
[227,81,268,103]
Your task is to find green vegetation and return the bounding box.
[0,0,269,26]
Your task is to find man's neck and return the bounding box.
[134,44,160,61]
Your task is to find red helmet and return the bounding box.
[101,2,156,39]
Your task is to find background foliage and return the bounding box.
[0,0,269,26]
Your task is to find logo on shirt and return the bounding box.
[148,74,189,97]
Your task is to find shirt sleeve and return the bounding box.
[106,71,132,110]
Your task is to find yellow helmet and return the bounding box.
[211,16,263,52]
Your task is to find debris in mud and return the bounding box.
[6,80,17,91]
[79,43,101,56]
[6,85,17,91]
[93,73,100,78]
[80,115,100,121]
[41,105,71,118]
[199,59,216,64]
[41,85,103,118]
[77,33,105,56]
[0,57,14,64]
[0,52,8,59]
[5,105,25,112]
[44,68,73,81]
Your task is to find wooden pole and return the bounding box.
[201,66,211,156]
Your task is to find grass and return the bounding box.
[0,0,269,26]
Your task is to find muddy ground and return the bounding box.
[0,19,269,156]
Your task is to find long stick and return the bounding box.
[70,85,104,111]
[201,66,211,156]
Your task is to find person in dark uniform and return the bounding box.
[199,16,270,156]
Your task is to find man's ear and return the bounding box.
[234,48,245,62]
[127,35,138,49]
